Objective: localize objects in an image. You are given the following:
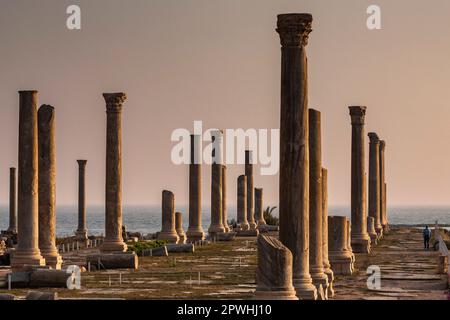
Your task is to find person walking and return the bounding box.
[423,226,432,250]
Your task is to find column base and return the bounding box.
[41,250,63,270]
[382,224,390,233]
[329,251,354,275]
[293,277,318,300]
[100,239,128,253]
[368,231,378,245]
[323,267,335,298]
[156,231,179,244]
[248,222,257,230]
[375,226,383,238]
[351,236,371,254]
[186,229,205,243]
[11,249,46,271]
[254,288,298,300]
[237,222,250,231]
[176,232,187,244]
[310,270,329,300]
[223,226,230,233]
[208,225,225,236]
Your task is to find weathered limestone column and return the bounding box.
[222,165,230,232]
[346,219,355,271]
[245,150,257,230]
[321,168,334,297]
[209,130,225,237]
[186,134,205,242]
[368,132,383,236]
[76,160,88,241]
[38,104,63,269]
[328,216,353,275]
[175,212,186,244]
[379,141,389,232]
[308,109,328,299]
[255,188,267,228]
[277,13,317,300]
[349,106,371,254]
[157,190,179,244]
[237,175,249,230]
[254,235,298,300]
[11,91,45,270]
[101,93,127,253]
[367,217,378,244]
[7,168,17,233]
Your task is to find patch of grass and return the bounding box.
[127,240,166,256]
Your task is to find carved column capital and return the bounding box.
[276,13,313,47]
[349,106,367,125]
[103,93,127,113]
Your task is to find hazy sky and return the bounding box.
[1,0,450,207]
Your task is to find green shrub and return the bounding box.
[127,240,166,256]
[264,206,279,226]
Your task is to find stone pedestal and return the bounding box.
[321,168,334,298]
[175,212,186,244]
[7,168,17,234]
[277,13,317,300]
[222,165,230,232]
[186,134,205,242]
[245,150,257,230]
[349,106,371,254]
[367,216,378,245]
[368,132,383,237]
[75,160,88,242]
[254,234,298,300]
[11,91,46,271]
[237,175,249,230]
[38,105,63,269]
[308,109,329,299]
[209,130,225,237]
[255,188,268,231]
[157,190,179,244]
[328,216,353,275]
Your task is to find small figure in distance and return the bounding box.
[423,226,432,250]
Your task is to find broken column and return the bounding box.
[175,212,186,244]
[11,90,46,270]
[321,168,334,298]
[222,165,230,232]
[255,188,267,230]
[157,190,179,244]
[277,13,317,300]
[7,167,17,233]
[101,93,128,252]
[368,132,383,237]
[38,104,63,269]
[245,150,257,230]
[367,216,378,245]
[75,160,88,242]
[254,234,298,300]
[379,140,389,232]
[209,130,225,237]
[186,134,205,242]
[349,106,371,254]
[237,175,249,230]
[308,109,329,299]
[328,216,353,275]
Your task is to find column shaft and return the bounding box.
[321,168,334,297]
[368,133,382,235]
[237,175,249,230]
[76,160,88,241]
[157,190,179,243]
[209,130,225,236]
[245,150,256,230]
[222,165,230,232]
[8,167,17,233]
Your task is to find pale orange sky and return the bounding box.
[1,0,450,206]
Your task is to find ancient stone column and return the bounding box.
[209,130,225,237]
[383,182,388,231]
[186,134,205,242]
[157,190,179,244]
[101,93,127,253]
[349,106,371,254]
[76,160,88,241]
[175,212,186,244]
[7,167,17,233]
[321,168,334,298]
[237,175,249,230]
[346,219,355,271]
[254,234,298,300]
[11,91,45,270]
[379,141,389,232]
[255,188,267,228]
[328,216,353,275]
[277,13,317,300]
[222,165,230,232]
[367,216,378,245]
[368,132,383,236]
[308,109,328,299]
[38,104,63,269]
[245,150,257,230]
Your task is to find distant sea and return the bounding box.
[1,205,449,237]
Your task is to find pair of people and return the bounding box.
[423,226,432,250]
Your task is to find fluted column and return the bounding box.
[101,93,127,253]
[76,160,88,241]
[222,165,230,232]
[237,175,249,230]
[11,90,45,270]
[245,150,257,230]
[379,141,388,232]
[277,13,317,300]
[209,130,225,236]
[368,132,383,236]
[349,106,371,254]
[186,134,205,242]
[7,168,17,233]
[321,168,334,297]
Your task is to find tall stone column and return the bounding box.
[255,188,267,227]
[245,150,257,230]
[349,106,371,254]
[76,160,88,241]
[277,13,317,300]
[157,190,179,243]
[38,104,63,269]
[321,168,334,297]
[379,141,388,232]
[237,175,249,230]
[222,165,230,232]
[101,93,127,253]
[209,130,225,237]
[11,91,45,270]
[368,132,383,236]
[7,167,17,233]
[186,134,205,242]
[308,109,328,299]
